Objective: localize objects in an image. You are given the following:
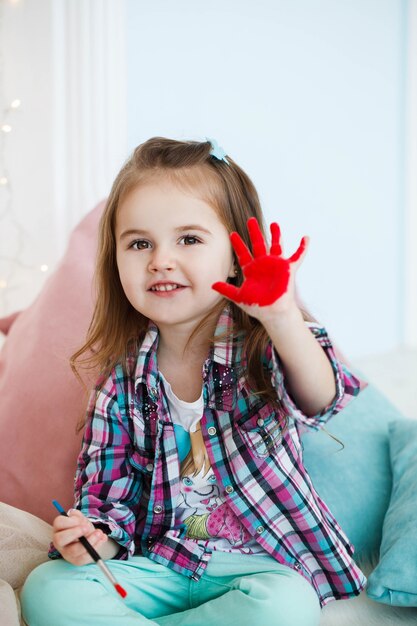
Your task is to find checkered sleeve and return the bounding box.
[267,323,363,430]
[71,374,142,556]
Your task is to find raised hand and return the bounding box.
[212,217,308,307]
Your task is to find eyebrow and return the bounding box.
[119,225,212,240]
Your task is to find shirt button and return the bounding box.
[150,387,158,396]
[257,418,265,427]
[208,426,217,436]
[225,485,234,494]
[146,463,154,472]
[153,505,163,514]
[294,562,301,570]
[256,525,264,534]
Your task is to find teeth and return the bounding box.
[150,284,181,292]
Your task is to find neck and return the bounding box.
[156,322,215,367]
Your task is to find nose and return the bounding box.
[147,246,176,273]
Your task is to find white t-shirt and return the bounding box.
[160,371,204,433]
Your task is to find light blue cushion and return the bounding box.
[302,382,405,564]
[366,419,417,606]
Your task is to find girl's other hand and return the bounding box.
[212,217,309,324]
[52,508,108,566]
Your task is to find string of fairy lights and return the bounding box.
[0,0,49,315]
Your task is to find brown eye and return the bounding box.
[180,235,201,245]
[130,240,150,250]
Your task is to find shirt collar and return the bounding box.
[210,304,244,367]
[133,322,160,398]
[133,305,244,408]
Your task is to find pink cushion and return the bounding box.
[0,311,21,335]
[0,202,105,523]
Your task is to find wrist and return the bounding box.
[99,537,123,561]
[261,303,304,335]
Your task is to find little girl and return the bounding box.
[21,137,366,626]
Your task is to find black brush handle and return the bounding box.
[52,499,101,562]
[78,535,101,562]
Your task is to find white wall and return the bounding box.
[0,0,413,363]
[126,0,408,360]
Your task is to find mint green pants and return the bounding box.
[21,552,321,626]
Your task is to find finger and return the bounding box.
[247,217,267,257]
[230,232,252,267]
[288,236,309,265]
[53,511,93,533]
[63,532,108,564]
[66,509,95,536]
[64,542,93,562]
[53,517,85,533]
[212,281,242,303]
[54,524,95,549]
[67,508,86,519]
[84,529,108,549]
[269,223,282,256]
[62,509,90,525]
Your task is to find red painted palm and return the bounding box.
[212,217,307,306]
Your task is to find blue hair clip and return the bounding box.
[206,137,229,164]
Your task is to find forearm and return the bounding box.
[263,306,337,416]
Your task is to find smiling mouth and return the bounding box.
[149,284,186,292]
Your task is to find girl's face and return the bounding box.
[115,178,236,334]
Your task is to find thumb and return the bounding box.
[212,281,242,303]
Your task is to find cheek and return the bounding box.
[116,260,142,301]
[116,262,129,292]
[218,243,234,274]
[197,246,233,277]
[117,253,143,281]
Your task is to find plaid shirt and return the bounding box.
[69,306,366,607]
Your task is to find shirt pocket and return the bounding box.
[235,401,283,458]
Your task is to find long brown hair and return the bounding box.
[72,137,317,471]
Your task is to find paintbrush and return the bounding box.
[52,499,127,599]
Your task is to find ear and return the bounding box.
[227,264,237,278]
